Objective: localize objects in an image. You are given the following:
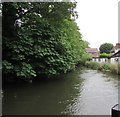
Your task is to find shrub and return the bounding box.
[110,64,119,75]
[79,53,92,65]
[99,53,112,58]
[100,63,111,70]
[85,61,120,76]
[85,61,100,69]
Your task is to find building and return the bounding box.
[109,50,120,64]
[86,48,100,62]
[111,43,120,55]
[86,48,99,58]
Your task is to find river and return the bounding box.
[2,67,119,115]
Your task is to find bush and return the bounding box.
[99,53,112,58]
[100,63,111,70]
[85,61,100,69]
[110,64,119,75]
[85,61,120,76]
[79,53,92,65]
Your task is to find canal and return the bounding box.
[2,67,118,115]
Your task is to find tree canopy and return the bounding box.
[99,43,113,54]
[2,2,88,81]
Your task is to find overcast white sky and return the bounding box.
[76,0,119,49]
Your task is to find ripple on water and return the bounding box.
[2,68,118,115]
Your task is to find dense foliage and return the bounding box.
[79,53,92,65]
[99,53,112,58]
[3,2,88,80]
[99,43,113,54]
[85,61,120,75]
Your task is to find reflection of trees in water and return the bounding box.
[2,68,84,115]
[2,68,118,115]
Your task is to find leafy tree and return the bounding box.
[2,2,88,81]
[99,43,113,54]
[82,40,90,48]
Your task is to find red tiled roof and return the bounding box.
[86,48,98,53]
[92,53,99,58]
[86,48,99,58]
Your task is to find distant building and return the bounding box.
[111,43,120,54]
[109,50,120,64]
[86,48,99,58]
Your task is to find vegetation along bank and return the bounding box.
[2,2,90,82]
[85,61,120,75]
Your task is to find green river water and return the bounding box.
[2,67,119,115]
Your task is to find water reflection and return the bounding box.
[2,67,118,115]
[65,69,118,115]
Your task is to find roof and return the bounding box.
[115,43,120,49]
[111,48,116,52]
[86,48,98,53]
[109,50,120,58]
[86,48,99,58]
[110,43,120,53]
[92,53,99,58]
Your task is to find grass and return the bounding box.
[85,61,99,70]
[85,61,120,75]
[110,64,120,75]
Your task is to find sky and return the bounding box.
[75,0,119,49]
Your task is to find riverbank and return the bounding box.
[85,61,120,75]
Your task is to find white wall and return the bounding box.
[92,58,108,63]
[92,57,120,64]
[110,57,120,64]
